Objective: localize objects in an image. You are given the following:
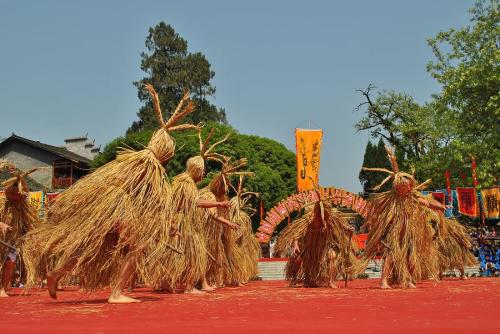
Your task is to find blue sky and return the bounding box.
[0,0,474,192]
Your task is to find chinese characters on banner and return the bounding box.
[295,128,323,191]
[480,188,499,219]
[28,191,44,211]
[456,187,478,217]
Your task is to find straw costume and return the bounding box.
[154,128,236,293]
[201,158,249,287]
[23,85,198,303]
[227,175,261,284]
[432,214,477,279]
[275,191,359,288]
[361,147,445,289]
[0,161,41,297]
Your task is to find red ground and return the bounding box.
[1,278,499,334]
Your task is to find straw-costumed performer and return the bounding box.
[361,147,445,289]
[227,175,261,284]
[155,128,239,294]
[274,191,358,288]
[200,158,248,287]
[0,161,42,297]
[22,84,198,303]
[429,211,477,279]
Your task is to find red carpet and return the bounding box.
[1,278,499,334]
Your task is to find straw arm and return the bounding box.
[198,199,230,209]
[200,128,216,155]
[414,179,432,191]
[205,133,230,155]
[418,196,445,212]
[361,167,394,174]
[372,174,393,191]
[215,216,240,230]
[168,124,200,132]
[144,83,165,127]
[164,93,194,129]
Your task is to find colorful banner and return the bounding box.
[456,187,478,217]
[295,128,323,191]
[256,186,367,243]
[28,191,44,211]
[480,188,499,219]
[431,192,446,206]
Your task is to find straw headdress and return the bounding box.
[143,84,198,164]
[186,128,231,182]
[361,146,432,195]
[0,160,46,199]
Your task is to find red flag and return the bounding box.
[456,187,478,217]
[431,192,446,206]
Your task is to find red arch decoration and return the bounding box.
[255,187,369,243]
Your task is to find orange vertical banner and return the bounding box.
[481,188,500,219]
[295,128,323,191]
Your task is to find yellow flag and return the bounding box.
[295,128,323,191]
[29,191,44,212]
[481,188,499,219]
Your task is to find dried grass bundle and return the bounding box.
[226,176,260,283]
[0,162,40,271]
[434,215,477,273]
[199,188,228,286]
[202,158,252,286]
[22,85,196,290]
[147,128,230,289]
[361,146,443,286]
[146,172,208,289]
[275,197,359,287]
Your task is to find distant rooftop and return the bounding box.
[64,134,89,142]
[1,133,93,164]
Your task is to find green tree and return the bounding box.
[359,139,392,193]
[355,85,433,165]
[355,0,499,188]
[129,22,227,132]
[426,0,499,186]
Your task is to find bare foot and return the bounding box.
[201,283,216,292]
[329,282,338,289]
[380,281,392,289]
[461,275,468,280]
[0,288,9,297]
[407,282,416,289]
[185,287,205,294]
[108,294,141,304]
[237,282,244,287]
[46,273,59,299]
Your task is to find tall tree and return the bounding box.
[355,85,433,164]
[129,22,227,132]
[359,139,391,193]
[426,0,499,186]
[355,0,499,187]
